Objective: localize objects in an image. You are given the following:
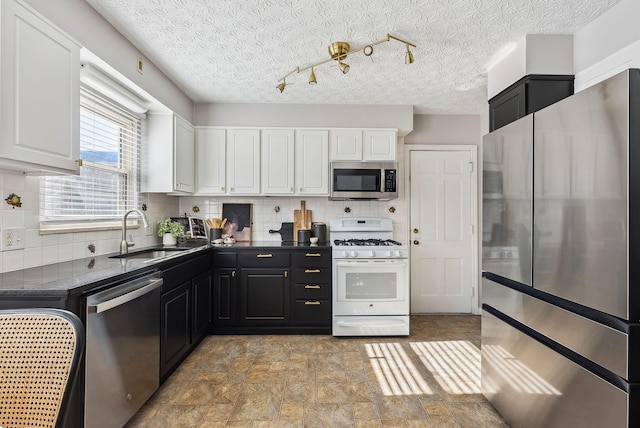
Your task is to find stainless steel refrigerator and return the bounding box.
[482,69,640,428]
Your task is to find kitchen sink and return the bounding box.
[109,247,190,260]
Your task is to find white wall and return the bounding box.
[574,0,640,90]
[487,34,573,99]
[194,103,414,136]
[405,115,481,145]
[24,0,194,121]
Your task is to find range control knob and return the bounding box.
[369,251,375,257]
[342,251,350,258]
[350,251,358,258]
[385,250,392,257]
[393,250,401,257]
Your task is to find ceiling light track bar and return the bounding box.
[276,33,416,92]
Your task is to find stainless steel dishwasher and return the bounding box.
[85,272,162,428]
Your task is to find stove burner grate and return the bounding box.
[333,238,403,247]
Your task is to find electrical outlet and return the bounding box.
[2,227,25,251]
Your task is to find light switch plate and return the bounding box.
[2,227,25,251]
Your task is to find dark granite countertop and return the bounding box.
[0,242,210,297]
[210,241,332,249]
[0,240,332,297]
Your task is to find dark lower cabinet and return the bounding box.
[192,271,212,341]
[240,268,290,325]
[211,247,331,334]
[160,253,212,381]
[213,252,237,325]
[160,281,190,379]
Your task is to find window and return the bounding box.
[40,86,142,231]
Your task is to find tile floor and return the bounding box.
[126,315,508,427]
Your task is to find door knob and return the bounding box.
[413,228,419,234]
[413,240,419,245]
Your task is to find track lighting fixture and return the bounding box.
[277,33,416,91]
[309,67,317,85]
[405,44,415,64]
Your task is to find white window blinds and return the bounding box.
[40,86,142,227]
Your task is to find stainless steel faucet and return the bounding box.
[120,209,149,254]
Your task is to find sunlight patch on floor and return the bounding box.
[365,342,434,396]
[410,340,481,394]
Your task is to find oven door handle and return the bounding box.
[335,260,408,268]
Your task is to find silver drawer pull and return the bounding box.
[305,269,321,273]
[256,254,273,258]
[305,285,321,289]
[305,253,321,257]
[305,301,321,305]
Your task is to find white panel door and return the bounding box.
[196,128,226,194]
[410,150,474,313]
[296,130,329,195]
[227,129,260,194]
[262,129,295,194]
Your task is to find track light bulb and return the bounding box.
[276,81,286,93]
[309,68,317,85]
[339,61,350,74]
[405,45,414,64]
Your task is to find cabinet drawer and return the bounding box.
[294,267,331,282]
[294,300,331,325]
[292,250,331,267]
[214,252,237,267]
[239,251,289,267]
[294,283,330,299]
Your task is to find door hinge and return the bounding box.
[468,162,474,173]
[469,224,474,234]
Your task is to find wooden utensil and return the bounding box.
[293,200,312,242]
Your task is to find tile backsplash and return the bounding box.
[0,171,179,273]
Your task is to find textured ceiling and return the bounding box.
[86,0,620,114]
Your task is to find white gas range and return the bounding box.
[330,218,410,336]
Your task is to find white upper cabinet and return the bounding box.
[227,129,261,194]
[363,130,397,161]
[262,129,295,195]
[196,128,226,194]
[330,130,362,160]
[330,129,397,161]
[143,113,195,194]
[174,116,195,193]
[0,0,80,174]
[296,130,329,195]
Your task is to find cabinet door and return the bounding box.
[160,282,191,378]
[262,129,295,194]
[363,130,396,161]
[240,268,290,325]
[296,130,329,195]
[196,128,226,194]
[330,130,362,160]
[0,0,80,174]
[192,271,212,341]
[212,267,237,325]
[174,116,195,193]
[227,129,261,194]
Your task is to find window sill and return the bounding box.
[40,220,145,235]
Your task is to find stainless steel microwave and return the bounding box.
[330,161,398,200]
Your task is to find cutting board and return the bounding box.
[293,200,312,242]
